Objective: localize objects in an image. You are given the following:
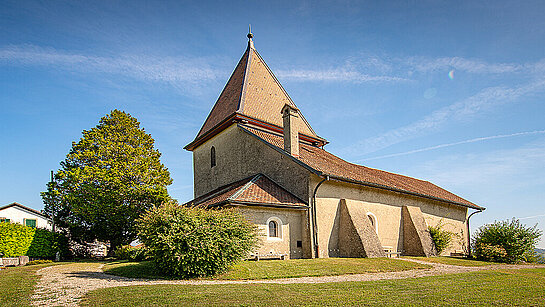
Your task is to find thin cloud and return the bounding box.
[276,69,410,83]
[410,139,545,189]
[0,44,224,85]
[361,130,545,161]
[405,56,524,74]
[348,79,545,156]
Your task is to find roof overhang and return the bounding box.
[184,113,328,151]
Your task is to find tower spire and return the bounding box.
[247,24,254,49]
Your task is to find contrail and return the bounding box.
[518,214,545,220]
[360,130,545,162]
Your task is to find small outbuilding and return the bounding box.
[0,202,52,230]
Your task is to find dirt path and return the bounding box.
[31,259,545,307]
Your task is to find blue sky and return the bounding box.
[1,1,544,247]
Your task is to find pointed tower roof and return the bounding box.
[185,32,324,151]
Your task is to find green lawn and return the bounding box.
[82,268,545,306]
[103,258,430,280]
[406,256,494,267]
[0,263,57,307]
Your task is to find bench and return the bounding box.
[450,250,466,257]
[249,253,287,261]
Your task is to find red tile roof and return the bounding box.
[190,42,318,146]
[240,125,482,210]
[185,174,307,208]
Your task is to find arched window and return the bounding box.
[210,146,216,167]
[367,212,378,234]
[269,220,278,238]
[266,217,282,239]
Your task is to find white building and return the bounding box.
[0,202,52,230]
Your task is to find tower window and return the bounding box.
[210,146,216,167]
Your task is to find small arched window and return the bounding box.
[210,146,216,167]
[269,220,278,238]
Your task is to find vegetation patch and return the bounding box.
[103,258,430,280]
[83,268,545,306]
[428,222,453,254]
[0,263,57,307]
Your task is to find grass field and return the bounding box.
[103,257,431,280]
[82,268,545,306]
[406,256,494,267]
[0,263,56,307]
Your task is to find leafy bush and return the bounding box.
[474,243,508,262]
[428,223,453,255]
[523,251,545,264]
[27,259,53,265]
[0,222,68,259]
[114,245,149,261]
[473,219,542,263]
[138,203,258,278]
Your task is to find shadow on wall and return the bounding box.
[328,201,342,257]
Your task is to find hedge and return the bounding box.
[0,222,68,259]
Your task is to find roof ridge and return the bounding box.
[228,174,261,201]
[237,44,253,113]
[250,48,318,137]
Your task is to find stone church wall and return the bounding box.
[311,175,468,257]
[232,205,306,259]
[193,125,310,201]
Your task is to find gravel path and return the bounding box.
[31,259,545,307]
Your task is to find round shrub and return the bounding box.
[473,219,542,263]
[428,224,453,255]
[137,203,258,278]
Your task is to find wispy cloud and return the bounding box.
[347,79,545,155]
[0,44,225,90]
[410,139,545,189]
[276,69,410,83]
[405,56,524,74]
[361,130,545,161]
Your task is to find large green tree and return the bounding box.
[42,110,172,255]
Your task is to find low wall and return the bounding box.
[0,256,30,266]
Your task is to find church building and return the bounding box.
[184,32,484,259]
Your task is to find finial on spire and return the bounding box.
[247,24,254,49]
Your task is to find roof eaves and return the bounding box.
[222,200,309,209]
[326,174,484,210]
[184,113,238,151]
